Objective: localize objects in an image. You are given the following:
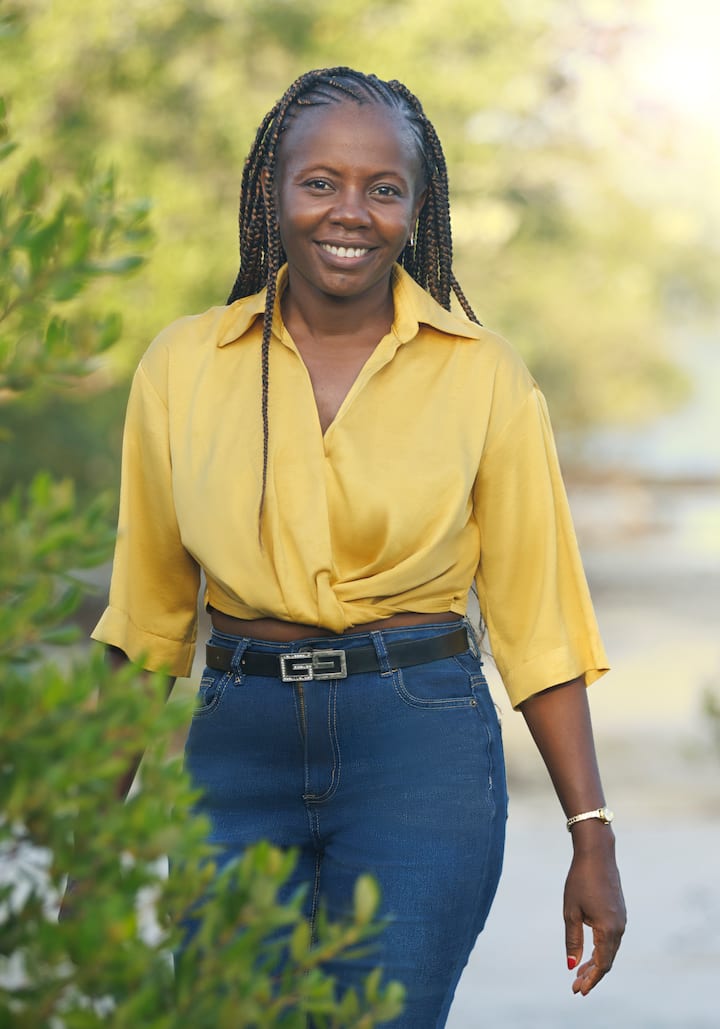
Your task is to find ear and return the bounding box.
[412,186,428,225]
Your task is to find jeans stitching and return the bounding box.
[303,683,341,804]
[392,665,477,709]
[191,669,233,718]
[455,649,489,698]
[292,682,307,742]
[308,851,323,945]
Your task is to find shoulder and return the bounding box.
[412,312,537,413]
[137,293,265,394]
[394,267,535,393]
[465,325,536,399]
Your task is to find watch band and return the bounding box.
[566,806,614,831]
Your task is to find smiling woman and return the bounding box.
[92,67,625,1027]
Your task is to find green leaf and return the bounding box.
[16,157,47,208]
[84,254,145,275]
[0,139,18,162]
[45,315,69,353]
[353,875,380,926]
[289,919,311,962]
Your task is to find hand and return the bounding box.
[564,829,626,995]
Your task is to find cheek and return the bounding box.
[275,191,314,236]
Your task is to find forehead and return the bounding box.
[277,99,423,177]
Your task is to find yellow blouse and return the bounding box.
[92,265,608,707]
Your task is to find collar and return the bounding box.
[390,266,483,343]
[216,264,483,348]
[216,269,286,347]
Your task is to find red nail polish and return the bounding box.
[567,956,578,970]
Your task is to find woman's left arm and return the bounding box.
[518,676,626,996]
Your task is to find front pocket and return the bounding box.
[192,666,233,718]
[392,655,480,709]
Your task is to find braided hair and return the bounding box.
[226,67,479,533]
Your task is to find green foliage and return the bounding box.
[0,97,403,1028]
[0,656,404,1027]
[0,473,115,660]
[0,98,152,403]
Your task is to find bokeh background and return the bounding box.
[2,1,718,1025]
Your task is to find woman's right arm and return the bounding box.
[105,645,176,801]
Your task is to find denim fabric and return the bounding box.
[184,619,507,1028]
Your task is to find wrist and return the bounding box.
[569,818,616,855]
[566,805,613,831]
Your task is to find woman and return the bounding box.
[93,67,625,1026]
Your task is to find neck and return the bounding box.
[281,270,395,344]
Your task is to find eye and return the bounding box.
[304,179,332,191]
[371,184,401,197]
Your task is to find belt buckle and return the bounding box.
[311,649,347,680]
[279,649,347,682]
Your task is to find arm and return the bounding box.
[519,676,626,995]
[105,646,175,798]
[106,645,175,801]
[60,648,176,920]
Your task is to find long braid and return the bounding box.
[226,68,481,537]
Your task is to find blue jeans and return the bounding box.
[184,619,507,1028]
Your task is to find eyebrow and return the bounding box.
[295,164,411,183]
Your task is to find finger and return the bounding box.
[572,928,622,995]
[592,930,622,978]
[564,906,584,972]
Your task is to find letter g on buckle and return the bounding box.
[279,649,347,682]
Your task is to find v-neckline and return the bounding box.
[280,325,405,442]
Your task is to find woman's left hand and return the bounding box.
[563,827,626,995]
[519,677,627,994]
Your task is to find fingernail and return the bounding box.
[567,956,578,970]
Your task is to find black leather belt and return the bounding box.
[205,625,469,683]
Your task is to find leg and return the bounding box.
[183,649,319,912]
[304,633,507,1028]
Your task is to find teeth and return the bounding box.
[320,244,369,258]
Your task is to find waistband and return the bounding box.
[205,623,469,683]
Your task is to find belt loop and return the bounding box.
[230,638,250,685]
[370,630,393,675]
[464,617,481,660]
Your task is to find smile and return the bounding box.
[319,244,371,259]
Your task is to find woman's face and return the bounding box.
[269,100,427,304]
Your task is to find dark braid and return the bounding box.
[226,68,480,535]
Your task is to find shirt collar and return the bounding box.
[216,267,288,347]
[216,264,482,348]
[390,266,483,343]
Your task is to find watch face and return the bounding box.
[599,806,614,824]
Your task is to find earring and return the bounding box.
[409,232,415,247]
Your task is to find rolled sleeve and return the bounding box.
[91,361,201,676]
[473,386,609,708]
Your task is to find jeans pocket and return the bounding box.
[192,665,232,718]
[392,654,479,709]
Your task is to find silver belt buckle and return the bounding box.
[279,649,347,682]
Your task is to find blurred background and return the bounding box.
[2,0,718,1025]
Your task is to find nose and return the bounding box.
[329,187,371,228]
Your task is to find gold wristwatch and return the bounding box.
[566,806,614,832]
